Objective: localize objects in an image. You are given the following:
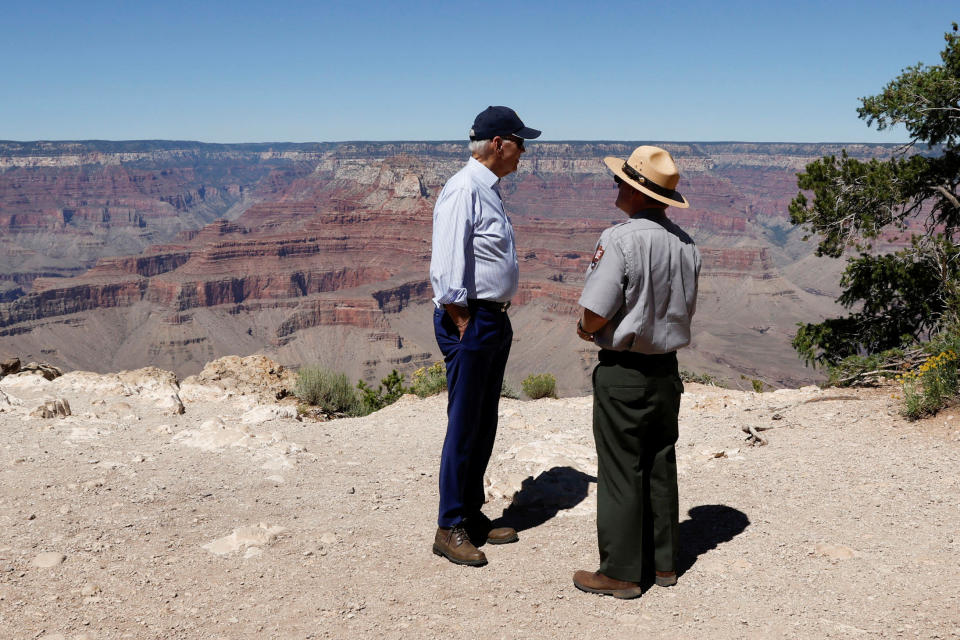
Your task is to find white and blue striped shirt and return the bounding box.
[430,157,519,307]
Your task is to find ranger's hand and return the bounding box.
[576,320,595,342]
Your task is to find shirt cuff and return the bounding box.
[433,289,468,306]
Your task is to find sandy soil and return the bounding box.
[1,358,959,639]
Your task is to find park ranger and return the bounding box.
[572,145,701,598]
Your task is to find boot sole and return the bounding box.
[573,581,643,600]
[655,574,677,587]
[484,533,519,545]
[432,544,487,567]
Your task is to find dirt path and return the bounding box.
[1,364,958,639]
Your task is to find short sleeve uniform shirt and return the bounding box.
[579,209,701,353]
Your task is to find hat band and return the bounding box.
[621,162,680,201]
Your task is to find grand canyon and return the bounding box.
[0,140,902,394]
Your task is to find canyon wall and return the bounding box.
[0,140,903,392]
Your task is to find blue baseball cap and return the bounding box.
[469,106,541,141]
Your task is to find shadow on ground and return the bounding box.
[496,466,596,532]
[678,504,750,575]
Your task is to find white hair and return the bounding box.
[469,139,492,156]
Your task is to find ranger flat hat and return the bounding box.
[604,145,689,208]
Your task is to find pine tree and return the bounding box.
[790,24,960,366]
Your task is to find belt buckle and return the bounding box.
[499,301,511,312]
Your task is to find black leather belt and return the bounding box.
[468,298,511,312]
[598,349,676,365]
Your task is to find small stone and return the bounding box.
[80,582,100,597]
[320,532,337,544]
[32,552,66,568]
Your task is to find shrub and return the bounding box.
[411,362,447,398]
[823,347,908,387]
[500,380,520,399]
[356,369,408,416]
[899,349,959,420]
[522,373,557,399]
[680,369,719,386]
[294,367,358,414]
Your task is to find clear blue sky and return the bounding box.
[2,0,956,143]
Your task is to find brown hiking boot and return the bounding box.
[465,512,518,546]
[655,570,677,587]
[573,570,644,599]
[433,525,487,566]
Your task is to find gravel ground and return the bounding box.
[1,364,959,639]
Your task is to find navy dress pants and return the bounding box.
[434,304,512,528]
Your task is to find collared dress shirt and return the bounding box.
[579,209,701,353]
[430,157,519,307]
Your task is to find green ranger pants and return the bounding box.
[592,350,682,583]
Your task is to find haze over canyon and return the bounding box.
[0,140,905,394]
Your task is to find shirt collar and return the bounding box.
[468,156,501,188]
[630,207,668,221]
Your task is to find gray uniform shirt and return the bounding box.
[579,209,701,353]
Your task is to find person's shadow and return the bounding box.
[493,471,748,579]
[677,504,750,575]
[494,466,595,532]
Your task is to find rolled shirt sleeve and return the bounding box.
[430,187,474,306]
[578,232,626,319]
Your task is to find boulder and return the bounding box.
[29,397,71,419]
[182,355,296,403]
[21,362,64,381]
[0,356,20,377]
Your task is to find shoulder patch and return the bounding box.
[590,245,605,269]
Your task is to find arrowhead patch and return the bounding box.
[590,245,605,269]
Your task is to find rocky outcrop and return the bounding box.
[700,247,776,277]
[275,298,389,342]
[180,355,296,402]
[29,397,71,418]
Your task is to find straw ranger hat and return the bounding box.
[604,145,689,208]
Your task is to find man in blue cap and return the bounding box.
[429,106,541,566]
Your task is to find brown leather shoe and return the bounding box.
[466,512,518,546]
[486,525,519,544]
[573,570,643,599]
[655,570,677,587]
[433,525,487,566]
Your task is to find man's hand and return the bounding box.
[444,304,471,340]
